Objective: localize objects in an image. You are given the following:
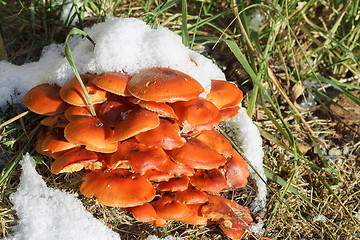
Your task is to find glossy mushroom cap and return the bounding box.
[205,80,243,109]
[23,84,69,115]
[172,98,221,132]
[128,203,157,222]
[64,117,117,153]
[80,169,156,207]
[114,140,168,175]
[51,148,105,174]
[174,187,208,204]
[153,195,193,221]
[129,97,178,119]
[201,195,253,239]
[60,74,108,106]
[225,149,249,189]
[135,119,184,150]
[167,138,227,170]
[157,175,190,192]
[189,169,227,194]
[93,72,132,96]
[127,67,204,103]
[109,108,160,142]
[195,129,233,158]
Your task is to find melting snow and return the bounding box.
[312,215,327,223]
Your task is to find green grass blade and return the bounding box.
[64,27,96,117]
[181,0,189,47]
[264,166,317,209]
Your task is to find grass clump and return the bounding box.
[1,0,360,239]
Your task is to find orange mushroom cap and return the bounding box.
[167,138,227,170]
[135,119,184,150]
[157,157,195,177]
[51,148,105,174]
[41,129,79,158]
[127,67,204,103]
[219,106,240,122]
[128,203,157,222]
[201,195,253,239]
[40,113,69,128]
[129,97,178,119]
[93,71,132,96]
[97,100,134,128]
[157,175,190,192]
[179,203,211,226]
[114,140,168,175]
[64,117,117,153]
[189,169,227,194]
[172,98,221,132]
[60,74,108,106]
[64,104,101,122]
[205,80,243,109]
[153,194,193,221]
[144,169,173,182]
[23,83,69,115]
[225,149,249,189]
[109,108,160,142]
[174,187,208,204]
[80,169,156,207]
[195,129,233,158]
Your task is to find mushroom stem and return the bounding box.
[64,28,97,117]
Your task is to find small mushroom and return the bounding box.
[80,169,156,207]
[172,98,221,132]
[128,203,157,222]
[109,108,160,142]
[23,83,69,115]
[153,194,193,221]
[174,186,208,204]
[167,138,227,170]
[225,149,249,189]
[64,117,117,153]
[60,74,108,106]
[219,106,240,122]
[92,71,132,96]
[189,169,227,194]
[40,113,69,128]
[194,129,233,158]
[135,119,184,150]
[157,175,189,192]
[51,148,105,174]
[114,140,168,175]
[129,97,178,119]
[127,67,204,103]
[205,80,243,109]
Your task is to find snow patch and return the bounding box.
[312,215,327,223]
[220,107,267,213]
[5,153,119,240]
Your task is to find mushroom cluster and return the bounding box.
[23,67,253,239]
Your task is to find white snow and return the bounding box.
[220,108,267,213]
[312,215,327,223]
[0,17,225,108]
[5,153,120,240]
[355,210,360,222]
[247,12,265,32]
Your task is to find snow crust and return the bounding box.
[0,17,225,107]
